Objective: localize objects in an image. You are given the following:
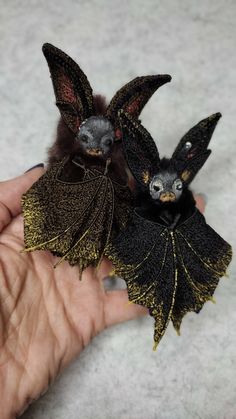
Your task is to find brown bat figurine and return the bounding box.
[22,43,171,275]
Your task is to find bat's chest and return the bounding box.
[137,205,195,230]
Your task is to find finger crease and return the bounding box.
[0,201,12,231]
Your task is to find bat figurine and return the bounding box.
[107,110,232,349]
[22,43,171,275]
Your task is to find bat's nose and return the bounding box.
[159,192,176,202]
[87,148,103,156]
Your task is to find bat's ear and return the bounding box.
[119,110,160,186]
[106,74,171,140]
[171,113,222,185]
[42,43,95,134]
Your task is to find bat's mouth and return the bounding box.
[159,192,176,202]
[87,148,103,156]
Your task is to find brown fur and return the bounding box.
[93,94,107,115]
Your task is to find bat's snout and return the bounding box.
[87,148,103,156]
[159,192,176,202]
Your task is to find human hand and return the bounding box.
[0,167,205,418]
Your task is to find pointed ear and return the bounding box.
[119,110,160,186]
[42,43,95,133]
[106,74,171,140]
[171,113,222,185]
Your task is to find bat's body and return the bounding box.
[135,158,196,227]
[107,111,232,349]
[22,43,171,274]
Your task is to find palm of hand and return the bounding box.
[0,168,145,418]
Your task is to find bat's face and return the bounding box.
[149,171,183,203]
[76,116,115,157]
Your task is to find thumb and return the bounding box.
[195,193,206,214]
[0,165,45,231]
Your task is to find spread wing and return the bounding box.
[106,212,177,349]
[107,209,232,348]
[171,210,232,332]
[22,161,115,273]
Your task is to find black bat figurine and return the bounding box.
[22,43,171,275]
[107,110,232,349]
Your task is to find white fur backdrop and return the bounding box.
[1,0,236,418]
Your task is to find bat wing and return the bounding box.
[107,208,232,348]
[106,211,177,349]
[172,209,232,332]
[111,180,134,234]
[22,161,115,273]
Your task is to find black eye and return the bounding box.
[150,178,163,195]
[80,135,89,143]
[104,138,113,147]
[174,180,183,190]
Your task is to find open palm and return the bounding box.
[0,167,148,418]
[0,167,205,418]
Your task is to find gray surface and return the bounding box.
[1,0,236,418]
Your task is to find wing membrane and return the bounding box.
[171,210,232,332]
[22,161,119,272]
[107,213,177,348]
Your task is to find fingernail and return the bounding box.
[197,193,208,204]
[25,163,44,173]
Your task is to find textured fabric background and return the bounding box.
[1,1,235,418]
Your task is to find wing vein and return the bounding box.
[176,230,226,276]
[54,177,110,266]
[129,233,170,304]
[23,174,106,252]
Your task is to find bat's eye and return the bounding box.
[174,179,183,190]
[150,178,163,197]
[153,181,163,191]
[102,137,113,147]
[80,135,89,143]
[103,138,114,147]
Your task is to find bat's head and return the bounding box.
[119,110,221,204]
[149,162,183,203]
[76,116,115,157]
[43,43,172,165]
